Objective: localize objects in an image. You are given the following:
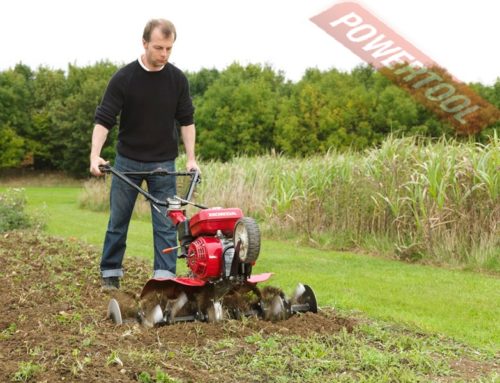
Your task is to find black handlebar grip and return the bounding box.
[98,164,111,173]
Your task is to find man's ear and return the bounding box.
[142,38,148,49]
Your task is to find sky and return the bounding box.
[1,0,498,85]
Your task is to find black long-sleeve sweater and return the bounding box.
[94,60,194,162]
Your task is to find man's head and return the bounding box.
[142,19,177,70]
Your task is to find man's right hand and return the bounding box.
[90,156,109,176]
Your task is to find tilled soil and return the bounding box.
[0,231,355,382]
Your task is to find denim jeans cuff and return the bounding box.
[101,269,124,278]
[153,269,176,279]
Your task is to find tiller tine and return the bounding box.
[290,283,318,315]
[107,282,317,326]
[107,298,123,325]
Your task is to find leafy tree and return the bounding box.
[469,78,500,140]
[185,68,220,99]
[0,61,497,173]
[195,63,288,161]
[275,67,383,155]
[0,125,25,168]
[30,67,67,168]
[371,85,419,134]
[0,65,33,166]
[48,62,118,176]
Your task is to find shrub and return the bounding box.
[0,188,44,232]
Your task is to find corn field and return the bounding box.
[80,135,500,270]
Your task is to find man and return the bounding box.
[90,19,198,290]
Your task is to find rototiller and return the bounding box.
[100,165,317,326]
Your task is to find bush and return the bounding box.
[0,188,44,232]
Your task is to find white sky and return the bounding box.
[1,0,498,84]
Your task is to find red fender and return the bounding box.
[140,273,274,298]
[247,272,273,284]
[140,277,206,298]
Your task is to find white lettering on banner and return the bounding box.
[412,72,442,89]
[394,64,428,81]
[441,95,470,113]
[454,106,480,123]
[346,24,377,42]
[380,51,415,67]
[425,83,456,101]
[329,11,362,28]
[362,35,402,58]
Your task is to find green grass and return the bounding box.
[254,241,500,351]
[182,323,497,382]
[3,186,499,351]
[23,187,156,261]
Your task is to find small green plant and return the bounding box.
[11,361,42,382]
[106,350,123,367]
[155,369,181,383]
[55,311,82,325]
[0,188,32,232]
[137,369,180,383]
[0,322,17,340]
[137,372,153,383]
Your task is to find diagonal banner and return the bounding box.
[310,2,499,134]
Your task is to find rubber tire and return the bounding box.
[234,217,261,263]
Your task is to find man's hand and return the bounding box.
[90,156,109,176]
[186,159,200,173]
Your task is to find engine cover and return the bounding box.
[187,237,223,280]
[189,208,244,237]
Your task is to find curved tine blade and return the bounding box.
[207,301,224,323]
[143,304,164,328]
[291,284,318,314]
[270,295,286,321]
[107,298,123,325]
[291,283,306,305]
[169,292,188,322]
[303,285,318,313]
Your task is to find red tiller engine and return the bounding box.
[187,237,222,279]
[170,208,245,280]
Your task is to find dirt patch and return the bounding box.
[1,231,498,382]
[0,231,357,382]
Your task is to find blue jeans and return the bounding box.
[100,153,177,279]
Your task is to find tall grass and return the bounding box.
[80,135,500,270]
[78,177,151,219]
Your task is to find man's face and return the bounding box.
[143,27,175,69]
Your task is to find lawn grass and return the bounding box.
[3,186,499,351]
[255,241,500,351]
[22,187,156,261]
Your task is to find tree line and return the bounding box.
[1,61,498,177]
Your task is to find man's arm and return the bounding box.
[89,124,110,176]
[180,124,199,171]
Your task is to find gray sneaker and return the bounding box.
[101,276,120,290]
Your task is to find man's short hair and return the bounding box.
[143,19,176,42]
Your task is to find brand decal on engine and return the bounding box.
[207,211,238,217]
